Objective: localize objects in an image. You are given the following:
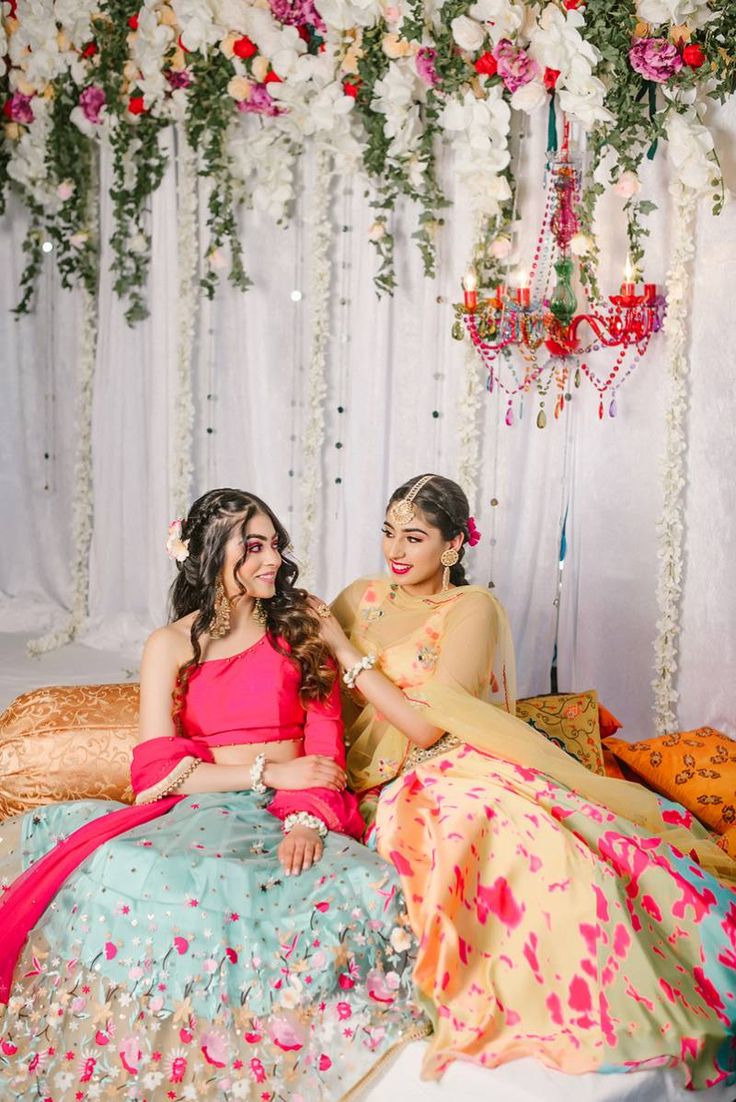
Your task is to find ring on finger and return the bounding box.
[315,603,331,619]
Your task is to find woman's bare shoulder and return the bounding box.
[142,615,195,669]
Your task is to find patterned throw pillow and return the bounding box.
[607,727,736,834]
[516,691,606,776]
[716,825,736,859]
[0,683,139,820]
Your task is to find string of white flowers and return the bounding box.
[28,280,98,656]
[299,148,334,589]
[651,180,696,735]
[456,339,485,513]
[171,126,198,519]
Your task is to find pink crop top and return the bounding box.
[179,634,364,837]
[181,634,321,749]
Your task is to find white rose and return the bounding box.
[389,927,413,953]
[636,0,716,29]
[510,79,547,113]
[490,234,512,259]
[450,15,486,53]
[570,233,593,256]
[613,170,641,199]
[469,0,525,43]
[368,221,386,242]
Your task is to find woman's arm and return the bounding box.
[324,589,498,749]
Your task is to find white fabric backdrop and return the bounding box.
[1,101,734,739]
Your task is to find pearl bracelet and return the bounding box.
[249,752,267,794]
[342,652,378,689]
[283,812,327,839]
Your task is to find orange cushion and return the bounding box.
[0,683,139,821]
[607,727,736,834]
[602,745,627,780]
[516,691,605,775]
[598,704,623,740]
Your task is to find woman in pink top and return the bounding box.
[0,489,426,1102]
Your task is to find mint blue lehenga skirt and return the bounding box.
[0,791,427,1101]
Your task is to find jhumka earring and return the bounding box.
[253,598,268,626]
[440,547,459,592]
[388,474,435,527]
[209,575,231,638]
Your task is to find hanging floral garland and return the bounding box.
[27,282,98,656]
[1,1,732,318]
[651,177,696,735]
[171,124,197,520]
[299,147,334,590]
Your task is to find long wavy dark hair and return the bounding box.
[169,488,333,726]
[387,474,472,586]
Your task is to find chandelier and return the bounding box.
[453,120,667,427]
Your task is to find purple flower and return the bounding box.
[629,37,683,83]
[4,92,34,125]
[166,69,193,90]
[235,84,285,117]
[415,46,439,88]
[79,85,106,124]
[268,0,326,35]
[492,39,539,94]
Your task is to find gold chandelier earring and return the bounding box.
[209,574,232,638]
[253,598,268,626]
[440,547,459,592]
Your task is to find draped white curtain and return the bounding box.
[1,100,734,739]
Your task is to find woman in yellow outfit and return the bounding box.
[312,473,736,1091]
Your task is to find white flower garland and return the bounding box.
[298,148,333,589]
[171,126,197,519]
[456,337,485,513]
[651,180,696,734]
[28,281,98,656]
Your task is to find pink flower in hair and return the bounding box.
[166,519,190,563]
[467,516,482,547]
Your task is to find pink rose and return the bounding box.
[235,83,285,117]
[415,47,439,88]
[629,38,683,83]
[336,1001,352,1020]
[79,85,106,124]
[3,93,34,124]
[492,39,539,94]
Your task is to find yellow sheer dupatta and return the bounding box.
[332,576,736,885]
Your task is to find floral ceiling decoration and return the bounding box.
[1,0,733,321]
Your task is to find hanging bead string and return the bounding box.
[42,233,56,495]
[331,181,353,513]
[287,168,304,532]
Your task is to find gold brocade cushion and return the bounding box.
[607,728,736,834]
[516,691,606,776]
[0,683,139,821]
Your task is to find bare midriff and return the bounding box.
[211,739,304,767]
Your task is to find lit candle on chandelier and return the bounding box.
[621,254,636,297]
[462,268,478,311]
[514,269,531,307]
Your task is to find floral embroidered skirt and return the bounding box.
[375,744,736,1090]
[0,791,426,1100]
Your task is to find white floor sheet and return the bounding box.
[1,632,734,1102]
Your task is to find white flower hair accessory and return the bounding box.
[166,518,190,563]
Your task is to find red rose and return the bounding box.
[263,69,282,84]
[564,0,583,8]
[474,51,497,77]
[544,67,560,90]
[343,80,360,98]
[127,14,139,30]
[128,95,146,115]
[82,42,97,58]
[682,43,705,68]
[233,35,257,60]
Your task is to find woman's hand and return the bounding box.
[307,595,353,662]
[278,825,323,876]
[264,755,346,792]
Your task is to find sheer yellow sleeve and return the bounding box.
[330,577,371,634]
[432,590,498,699]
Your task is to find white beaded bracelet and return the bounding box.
[343,652,378,689]
[249,752,267,794]
[283,812,328,839]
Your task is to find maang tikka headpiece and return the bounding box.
[388,474,434,527]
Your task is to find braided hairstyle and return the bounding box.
[387,474,472,586]
[169,488,333,727]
